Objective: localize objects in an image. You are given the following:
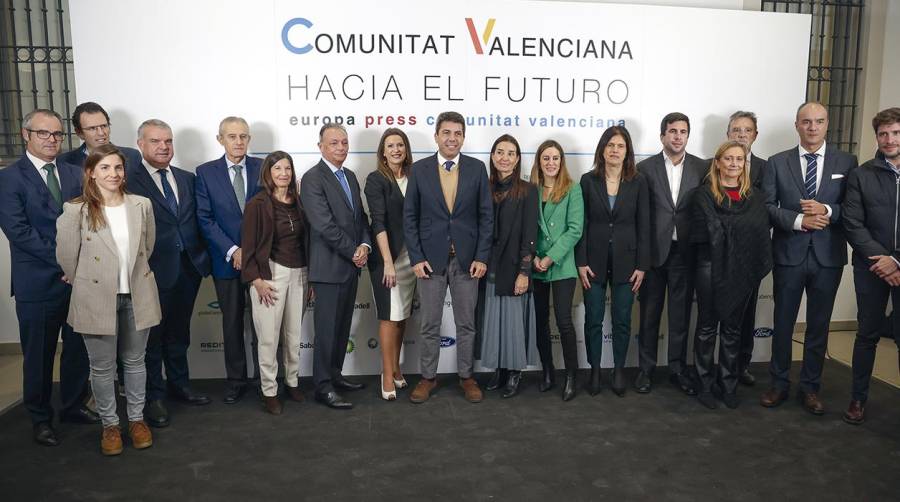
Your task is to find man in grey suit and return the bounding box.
[635,112,707,395]
[726,110,769,386]
[300,123,372,410]
[760,102,857,414]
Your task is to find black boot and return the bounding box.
[589,366,601,396]
[502,371,522,398]
[612,368,626,397]
[562,370,576,401]
[485,369,508,391]
[539,363,556,392]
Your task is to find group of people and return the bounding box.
[1,101,899,456]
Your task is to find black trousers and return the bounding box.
[311,276,358,394]
[769,248,842,393]
[851,267,900,402]
[693,259,750,394]
[738,285,760,373]
[638,243,694,375]
[533,278,578,371]
[16,293,90,424]
[146,253,202,401]
[213,277,260,386]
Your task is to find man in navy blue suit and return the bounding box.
[403,111,493,404]
[760,102,857,414]
[0,109,98,446]
[196,116,262,404]
[58,101,142,170]
[127,119,212,427]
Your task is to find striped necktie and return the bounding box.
[803,153,818,199]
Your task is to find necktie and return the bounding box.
[231,165,245,213]
[158,169,179,215]
[43,163,62,206]
[804,153,818,199]
[443,160,454,171]
[334,168,353,210]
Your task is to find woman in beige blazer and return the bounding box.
[56,143,160,456]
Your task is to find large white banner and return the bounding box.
[47,0,810,377]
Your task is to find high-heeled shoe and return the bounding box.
[539,364,555,392]
[589,366,602,396]
[485,369,508,391]
[501,371,521,398]
[392,375,408,389]
[562,370,576,401]
[612,368,626,397]
[381,374,397,401]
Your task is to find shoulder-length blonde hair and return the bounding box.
[708,140,751,205]
[530,139,573,204]
[73,143,127,232]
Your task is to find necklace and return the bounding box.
[288,212,294,232]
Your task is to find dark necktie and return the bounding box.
[158,168,179,215]
[231,165,245,213]
[335,168,353,210]
[443,160,454,171]
[43,163,62,206]
[804,153,818,199]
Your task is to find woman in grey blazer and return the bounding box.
[56,143,161,456]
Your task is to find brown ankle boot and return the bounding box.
[101,425,123,456]
[128,420,153,449]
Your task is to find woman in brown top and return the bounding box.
[241,151,308,415]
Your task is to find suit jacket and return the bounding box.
[0,154,82,301]
[842,154,900,269]
[637,152,707,267]
[195,154,262,279]
[55,194,161,334]
[762,144,857,267]
[241,191,307,283]
[300,160,371,284]
[403,154,493,275]
[58,143,142,171]
[534,183,584,282]
[125,162,211,289]
[364,170,406,266]
[489,182,539,295]
[575,171,651,284]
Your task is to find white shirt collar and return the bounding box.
[26,150,55,170]
[799,142,827,158]
[662,150,685,168]
[322,157,345,173]
[437,152,461,169]
[225,156,246,169]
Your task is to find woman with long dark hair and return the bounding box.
[576,126,650,397]
[241,151,308,415]
[365,128,416,400]
[690,140,772,409]
[477,134,539,398]
[56,143,160,455]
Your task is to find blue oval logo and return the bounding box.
[754,327,774,338]
[439,336,456,348]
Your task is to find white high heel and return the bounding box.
[392,375,408,389]
[381,374,397,401]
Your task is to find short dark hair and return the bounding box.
[660,112,690,136]
[72,102,110,132]
[727,111,758,132]
[872,107,900,132]
[434,111,465,136]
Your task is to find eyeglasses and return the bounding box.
[27,129,65,140]
[82,123,110,134]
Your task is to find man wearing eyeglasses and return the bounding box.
[0,109,98,446]
[58,102,142,170]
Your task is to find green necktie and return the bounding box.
[232,165,245,213]
[43,163,62,206]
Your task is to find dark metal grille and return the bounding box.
[0,0,75,165]
[762,0,866,154]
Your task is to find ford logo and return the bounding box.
[439,336,456,348]
[754,327,774,338]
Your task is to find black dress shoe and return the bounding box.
[501,371,521,398]
[588,367,602,396]
[169,387,212,406]
[669,372,697,396]
[539,365,556,392]
[333,376,366,391]
[314,391,353,410]
[60,405,101,425]
[33,422,59,446]
[738,369,756,387]
[562,371,576,401]
[485,369,508,391]
[611,368,626,397]
[145,399,170,428]
[634,371,652,394]
[223,384,248,405]
[697,392,718,409]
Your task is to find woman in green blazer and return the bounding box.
[530,140,584,401]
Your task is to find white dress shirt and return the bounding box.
[792,142,832,231]
[664,151,685,240]
[142,160,180,204]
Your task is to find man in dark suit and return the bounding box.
[635,112,707,395]
[58,101,142,170]
[195,116,262,404]
[726,110,769,386]
[841,107,900,425]
[760,101,857,414]
[127,119,212,427]
[300,123,372,410]
[403,111,493,404]
[0,109,98,446]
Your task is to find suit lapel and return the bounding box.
[320,163,353,213]
[58,162,81,202]
[125,196,142,273]
[675,157,697,209]
[651,155,675,209]
[421,156,450,215]
[451,160,467,214]
[95,215,120,260]
[786,149,806,196]
[19,159,58,211]
[246,159,262,199]
[172,168,190,219]
[129,166,171,216]
[817,147,836,200]
[214,157,243,213]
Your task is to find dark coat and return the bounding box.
[843,153,900,268]
[488,182,539,296]
[364,170,406,267]
[240,191,306,283]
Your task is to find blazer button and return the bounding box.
[609,223,613,227]
[92,279,98,284]
[138,252,144,257]
[86,236,91,241]
[550,222,555,226]
[144,271,150,277]
[94,256,100,261]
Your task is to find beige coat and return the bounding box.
[56,194,161,335]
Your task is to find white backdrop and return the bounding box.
[0,0,811,378]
